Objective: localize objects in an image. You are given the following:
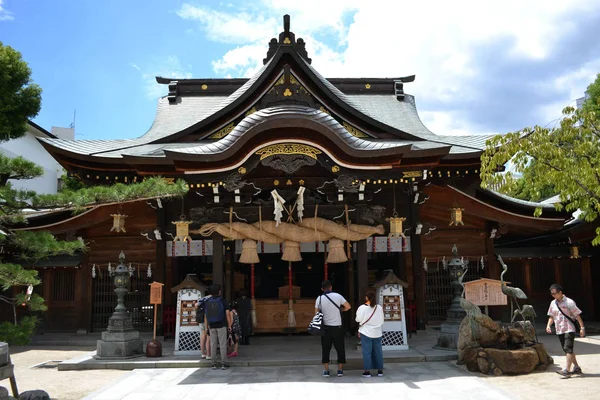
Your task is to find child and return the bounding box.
[228,302,242,357]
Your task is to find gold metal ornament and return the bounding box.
[283,37,291,44]
[342,122,369,138]
[238,167,247,175]
[283,88,292,97]
[331,165,340,173]
[255,144,322,160]
[570,246,580,259]
[449,207,465,226]
[201,84,208,90]
[110,214,127,233]
[388,216,407,238]
[172,217,193,242]
[209,122,235,139]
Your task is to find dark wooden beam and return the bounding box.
[213,234,224,289]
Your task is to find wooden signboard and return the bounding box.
[149,282,164,305]
[148,282,164,340]
[464,278,508,306]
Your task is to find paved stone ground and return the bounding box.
[5,346,127,400]
[3,328,598,400]
[84,362,514,400]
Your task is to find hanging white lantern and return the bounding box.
[92,264,96,278]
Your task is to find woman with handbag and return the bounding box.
[355,289,385,377]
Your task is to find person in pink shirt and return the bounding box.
[546,284,586,377]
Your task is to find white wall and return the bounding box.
[0,124,64,195]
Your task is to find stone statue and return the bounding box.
[497,255,527,321]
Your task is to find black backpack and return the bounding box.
[205,297,226,324]
[196,298,208,322]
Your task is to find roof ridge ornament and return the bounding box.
[263,14,312,65]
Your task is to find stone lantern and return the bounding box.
[95,251,143,359]
[434,244,468,350]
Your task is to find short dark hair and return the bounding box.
[204,290,210,296]
[549,283,563,293]
[210,284,221,297]
[239,289,248,297]
[321,280,332,290]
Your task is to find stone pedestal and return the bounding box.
[94,314,144,359]
[435,320,461,350]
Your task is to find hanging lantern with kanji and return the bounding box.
[449,206,465,226]
[388,215,407,238]
[172,217,193,242]
[110,214,127,232]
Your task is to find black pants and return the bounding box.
[321,325,346,364]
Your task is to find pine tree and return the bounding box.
[0,153,187,343]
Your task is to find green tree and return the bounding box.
[0,42,188,343]
[501,160,557,201]
[581,73,600,115]
[0,154,187,344]
[0,42,42,142]
[481,74,600,244]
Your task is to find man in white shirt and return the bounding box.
[314,280,351,377]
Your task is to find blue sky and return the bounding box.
[1,0,599,140]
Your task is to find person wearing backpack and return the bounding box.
[315,280,351,378]
[196,290,211,360]
[204,284,232,370]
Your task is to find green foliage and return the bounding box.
[10,231,85,262]
[0,316,39,345]
[481,74,600,244]
[33,176,189,212]
[0,42,42,142]
[500,160,558,201]
[582,73,600,115]
[0,263,40,291]
[59,173,86,192]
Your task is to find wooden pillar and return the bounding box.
[213,234,224,289]
[524,261,532,295]
[357,240,368,303]
[582,257,595,318]
[408,195,426,329]
[225,245,233,302]
[154,206,166,335]
[79,251,92,333]
[553,259,561,284]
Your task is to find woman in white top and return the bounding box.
[355,290,385,377]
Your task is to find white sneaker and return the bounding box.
[206,356,211,360]
[201,354,206,359]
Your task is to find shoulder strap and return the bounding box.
[360,305,377,327]
[555,300,577,327]
[323,293,341,310]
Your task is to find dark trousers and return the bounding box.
[321,325,346,364]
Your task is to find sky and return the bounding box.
[1,0,600,141]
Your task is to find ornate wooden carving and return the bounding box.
[261,154,316,174]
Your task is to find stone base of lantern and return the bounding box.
[94,315,144,359]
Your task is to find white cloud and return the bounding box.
[138,55,193,99]
[176,0,600,136]
[130,63,141,71]
[0,0,15,21]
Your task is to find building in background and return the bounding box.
[0,122,74,194]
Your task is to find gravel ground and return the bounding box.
[2,346,126,400]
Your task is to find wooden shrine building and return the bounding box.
[20,15,596,334]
